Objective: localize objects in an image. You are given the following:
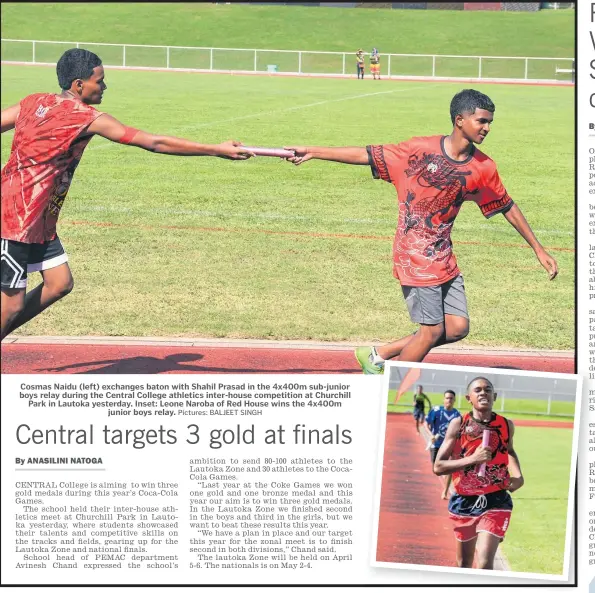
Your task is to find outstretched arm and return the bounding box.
[283,146,369,166]
[1,104,20,133]
[433,418,492,476]
[86,114,254,159]
[503,204,558,280]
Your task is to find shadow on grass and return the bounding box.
[32,352,360,374]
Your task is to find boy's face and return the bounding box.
[456,108,493,145]
[77,65,107,105]
[443,393,455,410]
[465,379,496,412]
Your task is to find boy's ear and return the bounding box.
[493,392,498,401]
[465,394,471,402]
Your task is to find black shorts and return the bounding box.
[1,237,68,289]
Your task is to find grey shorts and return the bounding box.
[401,274,469,325]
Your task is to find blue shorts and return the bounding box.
[413,408,425,421]
[448,490,513,518]
[449,491,513,542]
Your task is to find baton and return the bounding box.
[241,146,295,158]
[477,430,491,478]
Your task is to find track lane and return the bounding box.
[0,343,573,374]
[376,413,456,567]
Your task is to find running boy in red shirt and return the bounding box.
[285,89,558,372]
[1,49,254,341]
[433,377,524,569]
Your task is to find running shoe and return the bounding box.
[354,346,384,375]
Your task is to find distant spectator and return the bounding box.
[356,49,365,80]
[370,47,380,80]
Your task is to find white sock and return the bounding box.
[370,347,385,366]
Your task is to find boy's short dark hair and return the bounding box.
[450,89,495,124]
[444,389,456,397]
[57,48,102,90]
[466,376,494,393]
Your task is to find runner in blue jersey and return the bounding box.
[426,390,461,499]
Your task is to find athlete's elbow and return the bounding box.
[143,136,168,153]
[149,140,165,153]
[433,463,444,476]
[508,475,524,492]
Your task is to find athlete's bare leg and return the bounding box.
[441,475,452,500]
[1,264,74,339]
[474,532,502,570]
[376,314,469,361]
[456,537,477,569]
[1,288,26,341]
[387,322,445,362]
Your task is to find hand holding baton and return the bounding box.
[478,430,491,478]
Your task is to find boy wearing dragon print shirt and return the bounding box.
[285,89,558,370]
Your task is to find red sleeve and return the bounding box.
[472,163,514,219]
[366,142,409,183]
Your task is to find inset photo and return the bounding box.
[372,362,580,581]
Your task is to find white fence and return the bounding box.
[1,38,575,83]
[388,367,576,418]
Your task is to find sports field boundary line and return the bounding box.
[61,220,575,253]
[58,204,575,239]
[1,335,574,358]
[1,61,574,87]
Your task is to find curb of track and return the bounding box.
[1,335,574,359]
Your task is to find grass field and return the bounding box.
[501,426,573,574]
[386,390,575,420]
[0,64,574,346]
[0,3,574,58]
[1,4,574,80]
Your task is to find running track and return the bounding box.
[0,340,574,374]
[376,413,572,570]
[376,413,457,567]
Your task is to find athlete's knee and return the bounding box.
[418,323,445,345]
[475,555,494,570]
[45,275,74,299]
[446,317,469,342]
[1,298,25,321]
[1,288,25,319]
[61,275,74,296]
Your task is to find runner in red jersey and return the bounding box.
[284,89,558,370]
[1,48,254,341]
[434,377,524,569]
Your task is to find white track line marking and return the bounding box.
[68,204,572,238]
[88,86,424,150]
[183,86,426,130]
